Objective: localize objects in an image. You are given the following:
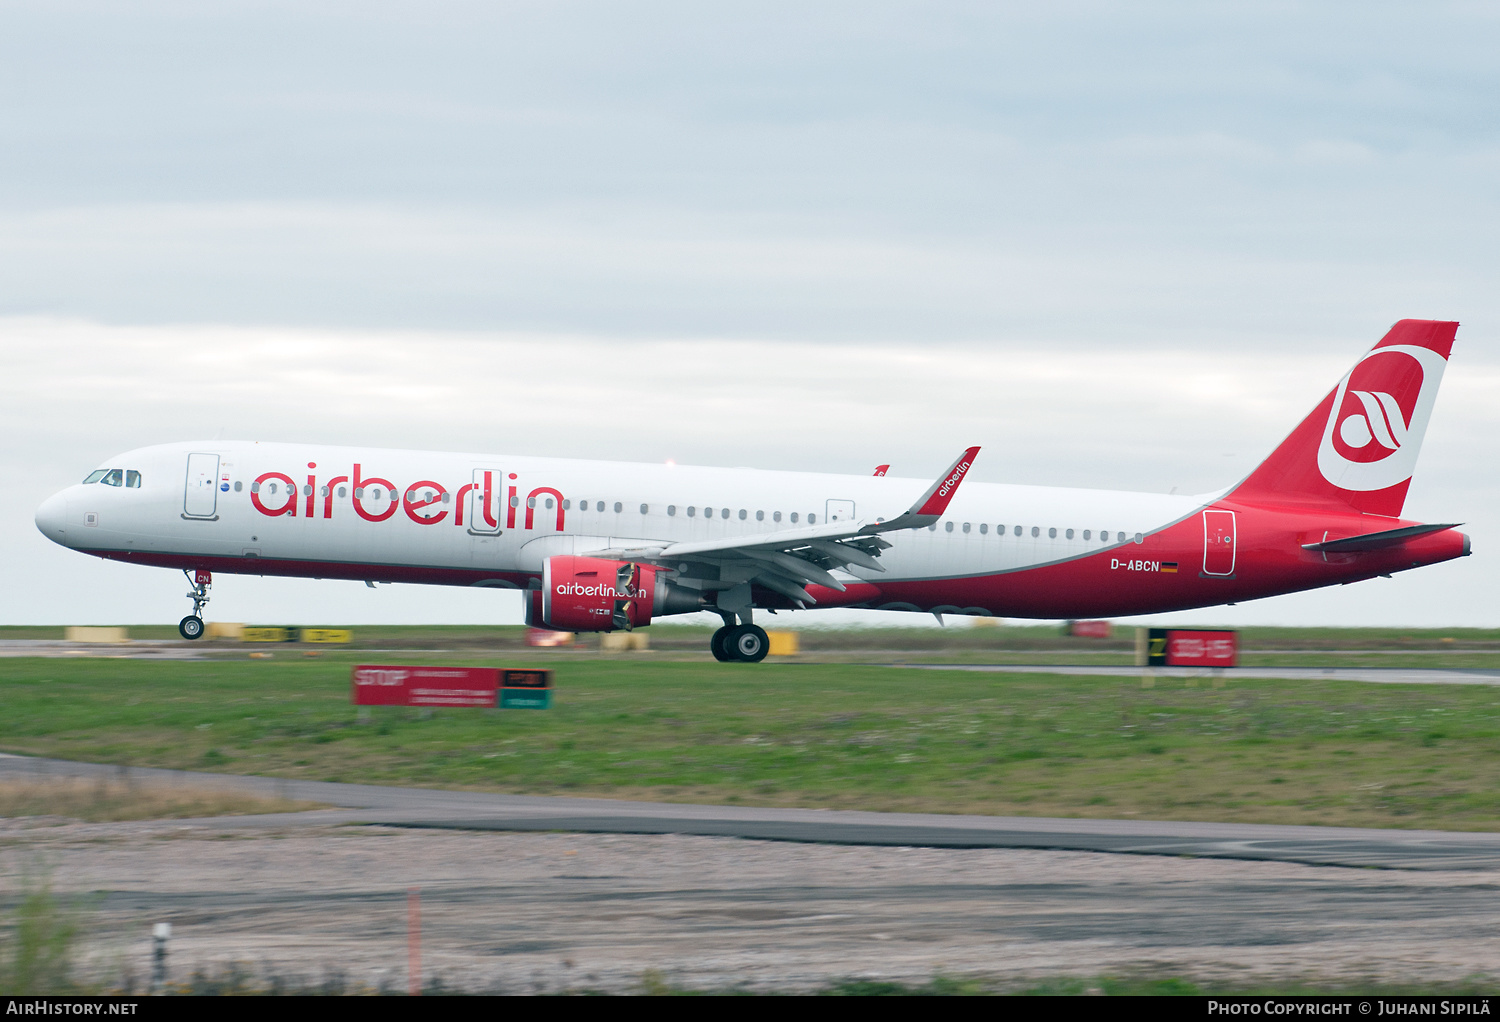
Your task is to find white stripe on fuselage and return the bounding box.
[53,441,1210,584]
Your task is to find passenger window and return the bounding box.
[773,512,782,522]
[1134,532,1143,544]
[808,514,816,524]
[338,487,347,498]
[721,508,729,519]
[687,506,696,517]
[668,505,677,516]
[234,481,243,492]
[304,485,313,496]
[705,507,714,518]
[545,498,554,509]
[1082,529,1090,540]
[640,504,648,514]
[126,470,142,488]
[563,499,572,510]
[1048,527,1057,538]
[527,497,536,509]
[1117,531,1126,542]
[738,509,747,520]
[962,523,971,533]
[101,469,123,487]
[979,524,988,534]
[756,510,764,521]
[928,523,937,531]
[442,492,450,503]
[945,522,954,533]
[82,470,107,484]
[1013,526,1022,536]
[790,512,799,523]
[614,502,623,513]
[268,483,278,495]
[1066,528,1074,539]
[1030,526,1039,537]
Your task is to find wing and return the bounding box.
[587,447,980,608]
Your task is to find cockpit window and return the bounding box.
[100,469,123,487]
[125,470,142,488]
[82,470,108,484]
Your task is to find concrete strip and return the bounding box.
[899,663,1500,686]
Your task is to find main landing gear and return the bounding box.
[710,621,769,663]
[179,569,210,640]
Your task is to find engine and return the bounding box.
[526,555,703,632]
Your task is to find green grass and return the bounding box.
[3,656,1500,829]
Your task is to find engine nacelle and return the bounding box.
[538,556,659,632]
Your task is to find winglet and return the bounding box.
[873,464,889,477]
[912,446,981,516]
[863,446,980,533]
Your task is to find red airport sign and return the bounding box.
[352,665,500,707]
[351,665,555,708]
[1145,628,1238,667]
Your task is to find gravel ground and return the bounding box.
[2,817,1498,993]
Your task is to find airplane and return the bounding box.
[34,319,1469,663]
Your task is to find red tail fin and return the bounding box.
[1230,319,1457,517]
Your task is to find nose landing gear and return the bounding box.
[179,569,210,640]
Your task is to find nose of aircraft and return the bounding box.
[34,490,71,546]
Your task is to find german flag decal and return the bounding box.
[1161,562,1179,573]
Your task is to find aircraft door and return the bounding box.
[467,468,504,535]
[826,499,856,523]
[1202,510,1236,576]
[183,453,220,519]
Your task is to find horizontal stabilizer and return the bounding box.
[1302,522,1461,553]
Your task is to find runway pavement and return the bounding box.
[3,753,1498,870]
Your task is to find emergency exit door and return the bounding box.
[183,453,220,519]
[1202,509,1236,576]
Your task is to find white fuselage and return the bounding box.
[36,440,1203,602]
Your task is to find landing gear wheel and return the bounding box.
[710,627,734,662]
[726,624,769,663]
[180,569,211,638]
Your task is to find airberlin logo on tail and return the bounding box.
[1317,344,1447,493]
[1338,389,1408,452]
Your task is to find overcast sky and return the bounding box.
[3,1,1497,627]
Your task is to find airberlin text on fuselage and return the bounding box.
[247,464,566,530]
